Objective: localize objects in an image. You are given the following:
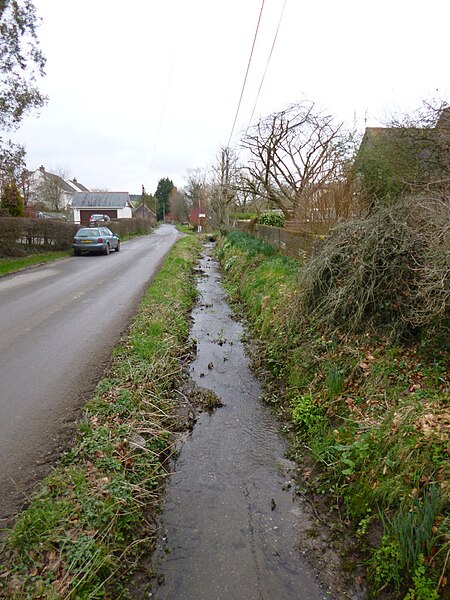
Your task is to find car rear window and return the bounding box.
[76,229,100,237]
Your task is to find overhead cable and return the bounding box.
[248,0,288,128]
[227,0,266,147]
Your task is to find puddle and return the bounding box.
[147,245,328,599]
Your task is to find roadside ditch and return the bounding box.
[133,244,365,600]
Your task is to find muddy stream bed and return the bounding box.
[138,246,365,600]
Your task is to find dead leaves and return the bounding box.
[414,410,450,442]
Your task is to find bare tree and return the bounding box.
[237,173,274,219]
[168,187,189,222]
[209,146,240,232]
[241,101,356,225]
[183,168,210,229]
[184,168,209,210]
[35,167,69,212]
[234,172,254,211]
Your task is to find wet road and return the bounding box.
[0,224,181,521]
[151,247,325,600]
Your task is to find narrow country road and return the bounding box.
[0,224,182,522]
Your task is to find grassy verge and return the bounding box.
[217,230,450,599]
[176,224,196,235]
[0,252,71,276]
[0,234,202,599]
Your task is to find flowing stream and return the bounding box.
[150,246,327,599]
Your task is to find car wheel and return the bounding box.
[74,249,81,256]
[115,241,120,252]
[104,243,110,255]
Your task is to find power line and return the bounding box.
[149,51,175,181]
[248,0,287,128]
[227,0,266,147]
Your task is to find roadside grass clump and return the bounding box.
[0,251,71,276]
[291,392,326,434]
[369,486,446,599]
[216,228,450,598]
[0,234,202,599]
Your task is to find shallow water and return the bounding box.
[151,246,326,600]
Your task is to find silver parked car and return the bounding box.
[89,214,111,225]
[72,227,120,255]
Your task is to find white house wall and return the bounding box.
[72,207,133,224]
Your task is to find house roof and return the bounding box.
[361,106,450,149]
[361,126,436,149]
[33,168,75,193]
[67,179,90,193]
[29,167,90,194]
[358,107,450,186]
[133,203,156,216]
[71,192,132,208]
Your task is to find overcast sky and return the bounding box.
[11,0,450,194]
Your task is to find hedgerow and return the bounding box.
[258,212,286,228]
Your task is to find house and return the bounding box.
[357,106,450,192]
[71,192,134,224]
[25,166,90,212]
[133,203,157,223]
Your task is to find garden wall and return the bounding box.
[234,221,318,259]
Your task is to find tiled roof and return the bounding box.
[71,192,131,208]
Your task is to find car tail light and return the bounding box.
[97,238,103,243]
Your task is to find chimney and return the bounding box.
[39,165,45,173]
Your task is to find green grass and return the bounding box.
[0,251,71,276]
[216,230,450,599]
[0,235,202,599]
[176,224,196,234]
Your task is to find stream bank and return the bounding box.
[138,245,365,600]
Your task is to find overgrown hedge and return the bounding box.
[297,196,449,341]
[0,218,154,257]
[0,218,78,257]
[258,212,286,228]
[106,217,153,238]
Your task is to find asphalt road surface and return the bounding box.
[0,224,182,522]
